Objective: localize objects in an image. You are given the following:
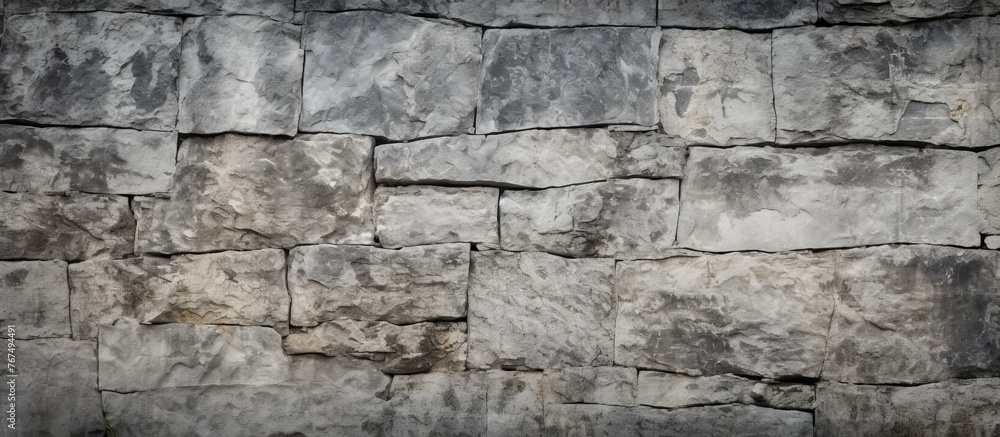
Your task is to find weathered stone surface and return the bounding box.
[0,12,180,130]
[659,29,774,146]
[478,28,659,133]
[300,11,481,140]
[289,243,469,326]
[678,146,980,252]
[487,371,545,437]
[616,252,835,378]
[135,134,374,254]
[544,366,637,407]
[659,0,817,28]
[979,148,1000,233]
[986,235,1000,249]
[0,192,134,261]
[98,323,289,392]
[383,372,488,437]
[544,404,814,437]
[374,186,498,248]
[3,339,102,436]
[69,249,288,341]
[297,0,655,26]
[468,251,615,369]
[610,131,687,179]
[819,0,1000,24]
[825,245,1000,384]
[638,372,816,411]
[283,320,467,374]
[0,261,69,339]
[6,0,295,20]
[0,125,175,194]
[774,18,1000,147]
[500,179,679,259]
[816,379,1000,436]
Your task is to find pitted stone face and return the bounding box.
[819,0,1000,24]
[658,0,817,29]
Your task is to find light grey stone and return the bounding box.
[678,146,980,252]
[638,372,816,411]
[500,179,679,259]
[774,18,1000,147]
[69,249,289,341]
[0,261,69,339]
[819,0,1000,24]
[487,371,545,437]
[0,125,175,195]
[98,323,289,392]
[0,12,180,130]
[384,372,488,437]
[615,252,835,378]
[986,235,1000,249]
[825,245,1000,384]
[5,0,294,20]
[374,185,498,248]
[0,192,134,261]
[979,148,1000,233]
[135,134,374,254]
[659,0,817,28]
[816,379,1000,437]
[610,131,687,179]
[178,16,302,136]
[477,28,659,133]
[289,243,469,326]
[283,320,467,374]
[300,11,481,141]
[285,355,391,394]
[468,251,615,370]
[544,367,637,407]
[659,29,774,146]
[544,404,814,437]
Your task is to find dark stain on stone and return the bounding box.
[129,49,172,112]
[2,269,29,287]
[0,131,56,171]
[59,146,131,193]
[726,0,800,20]
[661,67,699,117]
[33,47,113,112]
[824,152,934,188]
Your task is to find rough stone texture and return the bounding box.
[500,179,680,259]
[383,372,488,437]
[69,249,288,341]
[610,131,687,179]
[477,27,659,133]
[678,146,980,252]
[468,251,615,370]
[300,11,481,141]
[0,125,176,194]
[774,18,1000,147]
[986,235,1000,249]
[544,404,814,437]
[659,0,817,29]
[825,245,1000,384]
[135,134,374,254]
[0,261,70,339]
[6,0,295,20]
[3,339,103,436]
[296,0,656,26]
[544,366,638,407]
[98,323,289,392]
[816,379,1000,436]
[979,147,1000,233]
[638,372,816,411]
[178,16,302,136]
[487,371,545,437]
[615,252,835,378]
[283,320,467,374]
[0,192,134,261]
[289,243,469,326]
[374,186,499,248]
[819,0,1000,24]
[0,12,180,130]
[659,29,774,146]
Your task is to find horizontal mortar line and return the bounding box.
[690,139,1000,152]
[0,119,175,134]
[3,9,296,23]
[633,401,816,414]
[132,242,379,259]
[374,176,682,191]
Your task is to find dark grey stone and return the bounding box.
[819,0,1000,24]
[659,0,817,28]
[5,0,294,21]
[0,261,70,339]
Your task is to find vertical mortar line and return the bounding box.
[611,259,619,367]
[284,247,292,336]
[672,175,683,247]
[496,189,503,246]
[770,30,778,145]
[297,12,306,136]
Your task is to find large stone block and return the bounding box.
[477,28,659,133]
[0,261,70,339]
[0,12,180,130]
[638,372,816,411]
[300,11,481,140]
[374,185,498,248]
[500,179,679,259]
[178,16,302,135]
[678,146,980,252]
[615,252,835,378]
[0,192,134,261]
[543,366,638,407]
[979,148,1000,233]
[544,404,814,437]
[0,125,175,194]
[468,251,615,369]
[289,243,468,326]
[135,134,374,254]
[819,0,1000,24]
[383,372,488,437]
[659,0,817,28]
[774,18,1000,147]
[659,29,774,146]
[487,371,545,437]
[5,0,295,20]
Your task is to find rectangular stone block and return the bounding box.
[819,0,1000,24]
[638,372,816,411]
[385,372,488,437]
[659,0,817,29]
[774,17,1000,147]
[0,261,70,339]
[0,125,176,194]
[468,251,615,370]
[0,12,180,130]
[610,131,687,179]
[289,243,469,326]
[979,148,1000,233]
[487,371,545,437]
[0,192,134,261]
[300,11,481,141]
[135,134,374,254]
[678,146,980,252]
[544,404,814,437]
[478,27,659,133]
[6,0,295,20]
[543,366,638,407]
[500,179,679,259]
[374,185,498,248]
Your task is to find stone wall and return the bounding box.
[1,1,999,436]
